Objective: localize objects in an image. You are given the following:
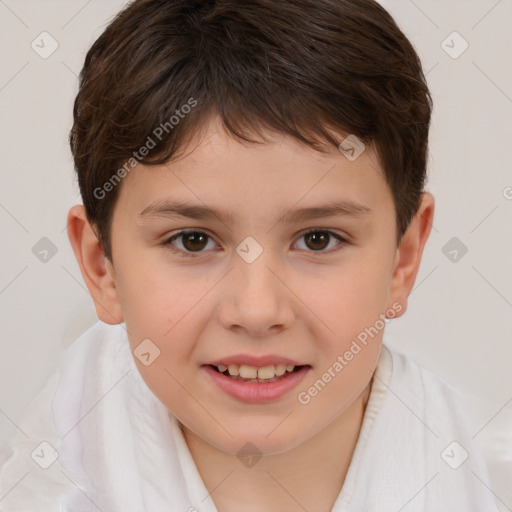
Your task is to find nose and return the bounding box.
[217,248,295,338]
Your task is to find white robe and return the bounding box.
[0,321,499,511]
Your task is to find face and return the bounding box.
[106,117,402,455]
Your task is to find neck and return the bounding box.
[180,379,373,512]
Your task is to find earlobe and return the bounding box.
[66,205,124,325]
[386,193,435,317]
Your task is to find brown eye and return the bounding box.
[165,230,216,254]
[294,229,347,253]
[163,228,347,258]
[304,231,330,251]
[181,232,208,251]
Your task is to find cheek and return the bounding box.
[113,260,204,396]
[114,251,197,331]
[295,256,392,342]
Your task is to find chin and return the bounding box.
[198,418,310,456]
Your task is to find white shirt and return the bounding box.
[168,346,392,511]
[0,321,499,511]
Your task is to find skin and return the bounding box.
[68,115,434,512]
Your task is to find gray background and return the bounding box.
[1,0,511,508]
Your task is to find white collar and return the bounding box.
[0,322,498,511]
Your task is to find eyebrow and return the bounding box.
[139,199,372,224]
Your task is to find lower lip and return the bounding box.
[202,365,310,403]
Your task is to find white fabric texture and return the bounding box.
[0,321,499,511]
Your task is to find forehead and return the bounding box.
[115,119,393,225]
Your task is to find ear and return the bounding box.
[386,193,435,318]
[66,205,124,325]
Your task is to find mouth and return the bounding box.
[208,363,306,383]
[201,359,311,403]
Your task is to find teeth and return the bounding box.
[227,364,239,376]
[275,364,286,376]
[216,363,298,380]
[257,365,276,379]
[239,365,258,379]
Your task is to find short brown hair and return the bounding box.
[69,0,432,262]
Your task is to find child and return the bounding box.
[0,0,499,510]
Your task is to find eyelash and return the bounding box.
[162,229,348,259]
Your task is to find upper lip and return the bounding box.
[206,354,306,367]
